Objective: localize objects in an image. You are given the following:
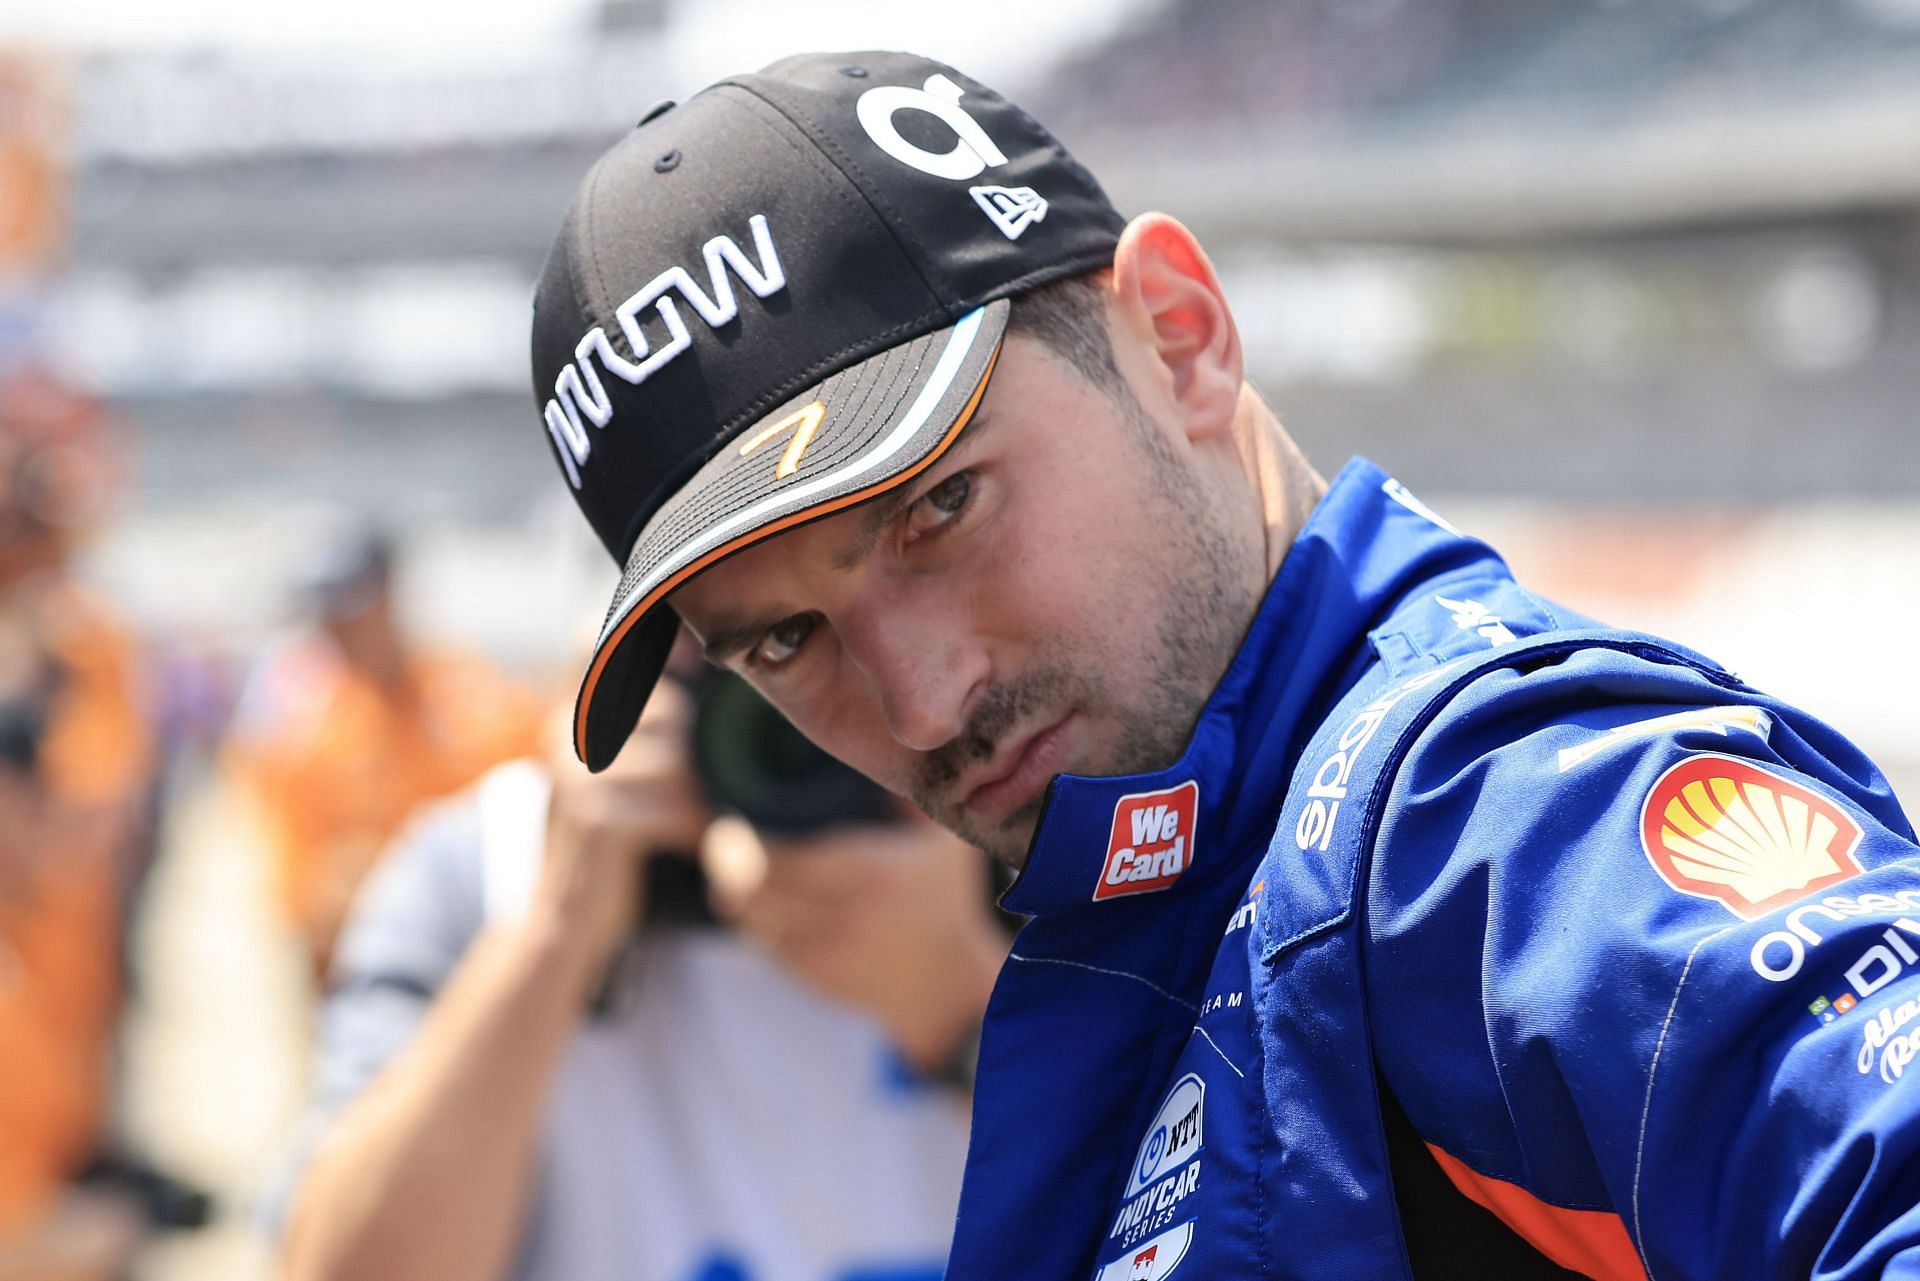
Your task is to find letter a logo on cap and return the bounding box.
[856,73,1009,180]
[1095,781,1200,902]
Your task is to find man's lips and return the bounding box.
[963,716,1074,824]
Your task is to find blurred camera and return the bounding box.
[688,670,895,836]
[0,617,60,777]
[0,689,51,774]
[635,671,896,935]
[78,1153,214,1234]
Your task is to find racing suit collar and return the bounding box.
[1003,456,1481,917]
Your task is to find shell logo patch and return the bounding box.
[1095,781,1199,902]
[1640,753,1865,919]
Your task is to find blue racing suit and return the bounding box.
[945,459,1920,1281]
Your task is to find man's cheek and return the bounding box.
[812,701,912,796]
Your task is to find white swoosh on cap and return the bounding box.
[596,305,990,649]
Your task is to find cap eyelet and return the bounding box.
[839,65,869,78]
[654,149,682,173]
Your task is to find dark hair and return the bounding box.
[1006,270,1127,401]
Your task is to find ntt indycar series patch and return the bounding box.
[944,459,1920,1281]
[1095,1074,1203,1279]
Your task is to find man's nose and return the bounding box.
[839,588,985,753]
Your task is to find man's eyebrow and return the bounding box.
[831,485,919,572]
[831,407,996,572]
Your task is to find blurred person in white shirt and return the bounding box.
[275,651,1010,1281]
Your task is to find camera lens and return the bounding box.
[690,672,894,835]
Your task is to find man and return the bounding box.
[527,52,1920,1280]
[0,603,146,1281]
[277,676,1008,1281]
[226,525,544,974]
[0,370,158,1281]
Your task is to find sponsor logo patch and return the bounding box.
[543,214,785,488]
[1107,1074,1205,1251]
[1858,992,1920,1083]
[969,184,1048,239]
[1096,1221,1195,1281]
[1381,477,1463,536]
[1640,754,1865,920]
[1557,705,1772,773]
[1128,1074,1205,1196]
[736,399,825,479]
[1294,661,1461,854]
[1223,882,1261,936]
[1096,781,1199,901]
[1809,992,1859,1024]
[1435,593,1515,646]
[1748,886,1920,997]
[853,74,1050,240]
[856,73,1009,181]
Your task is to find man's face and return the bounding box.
[671,330,1258,866]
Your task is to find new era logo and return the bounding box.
[970,184,1048,239]
[1095,781,1199,901]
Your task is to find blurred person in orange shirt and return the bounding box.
[225,525,544,977]
[0,369,157,1280]
[0,367,153,874]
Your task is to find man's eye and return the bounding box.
[906,471,971,538]
[751,614,815,668]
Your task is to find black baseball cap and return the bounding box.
[532,50,1125,770]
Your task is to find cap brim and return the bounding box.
[573,299,1009,770]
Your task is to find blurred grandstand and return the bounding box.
[41,0,1920,544]
[1044,0,1920,237]
[1035,0,1920,502]
[9,0,1905,808]
[24,0,1920,845]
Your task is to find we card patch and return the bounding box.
[1095,781,1199,902]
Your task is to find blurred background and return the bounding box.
[0,0,1915,1277]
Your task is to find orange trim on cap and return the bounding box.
[1425,1144,1647,1281]
[575,339,1001,761]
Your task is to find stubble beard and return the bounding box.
[911,397,1260,868]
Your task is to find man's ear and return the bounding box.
[1109,212,1244,442]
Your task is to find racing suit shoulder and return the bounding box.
[1365,640,1920,1280]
